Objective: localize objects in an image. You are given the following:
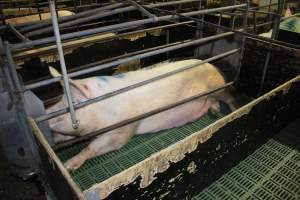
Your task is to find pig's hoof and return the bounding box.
[64,157,85,171]
[211,102,221,115]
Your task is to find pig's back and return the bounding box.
[96,59,221,93]
[85,59,225,131]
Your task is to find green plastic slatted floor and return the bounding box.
[193,139,300,200]
[57,111,225,190]
[57,93,251,191]
[57,107,229,190]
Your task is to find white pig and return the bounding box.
[46,59,237,171]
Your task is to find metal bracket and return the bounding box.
[7,24,31,42]
[128,0,158,21]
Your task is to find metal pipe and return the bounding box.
[258,0,285,96]
[19,3,125,33]
[234,0,249,82]
[128,0,157,19]
[12,3,246,50]
[237,8,280,16]
[25,0,201,37]
[49,0,79,129]
[7,24,29,42]
[20,0,201,33]
[25,31,234,91]
[37,48,239,123]
[47,47,237,148]
[25,5,134,37]
[15,21,194,61]
[147,7,300,52]
[3,41,39,173]
[54,82,234,150]
[194,0,203,57]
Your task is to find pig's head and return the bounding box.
[46,67,91,140]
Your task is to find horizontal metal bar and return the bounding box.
[23,24,193,84]
[7,24,29,42]
[54,82,234,150]
[25,0,202,37]
[50,50,237,149]
[25,31,234,91]
[19,3,125,33]
[15,20,194,61]
[25,6,134,37]
[11,3,246,51]
[37,48,239,123]
[149,7,300,51]
[238,8,279,16]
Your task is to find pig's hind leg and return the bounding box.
[213,89,239,112]
[65,123,138,171]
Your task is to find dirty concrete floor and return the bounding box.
[0,150,46,200]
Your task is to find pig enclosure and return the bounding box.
[0,1,299,200]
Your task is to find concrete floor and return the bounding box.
[0,150,45,200]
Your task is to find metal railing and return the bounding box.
[3,0,298,150]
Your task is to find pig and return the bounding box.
[46,59,238,171]
[5,10,74,26]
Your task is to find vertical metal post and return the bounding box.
[3,41,39,176]
[253,12,257,33]
[73,0,78,13]
[230,0,236,29]
[194,0,203,57]
[36,0,42,20]
[258,0,285,96]
[217,12,222,34]
[165,29,170,58]
[0,8,5,25]
[49,0,79,129]
[234,0,249,82]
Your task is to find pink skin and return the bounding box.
[46,60,238,171]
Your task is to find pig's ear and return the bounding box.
[48,66,91,100]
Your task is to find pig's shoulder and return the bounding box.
[140,59,203,71]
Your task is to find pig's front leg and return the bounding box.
[65,123,138,171]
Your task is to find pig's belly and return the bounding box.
[136,98,212,134]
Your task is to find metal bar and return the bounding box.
[15,20,194,61]
[217,12,222,34]
[35,36,236,123]
[55,82,234,150]
[147,7,300,51]
[194,1,204,57]
[237,8,279,16]
[19,3,125,32]
[35,0,42,20]
[0,9,5,25]
[234,0,249,82]
[72,0,78,13]
[50,48,237,149]
[25,0,201,37]
[26,31,234,91]
[20,0,201,33]
[3,41,39,174]
[128,0,157,19]
[165,29,170,58]
[7,24,29,42]
[25,5,135,37]
[258,0,285,96]
[12,3,247,50]
[253,12,257,33]
[49,0,79,129]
